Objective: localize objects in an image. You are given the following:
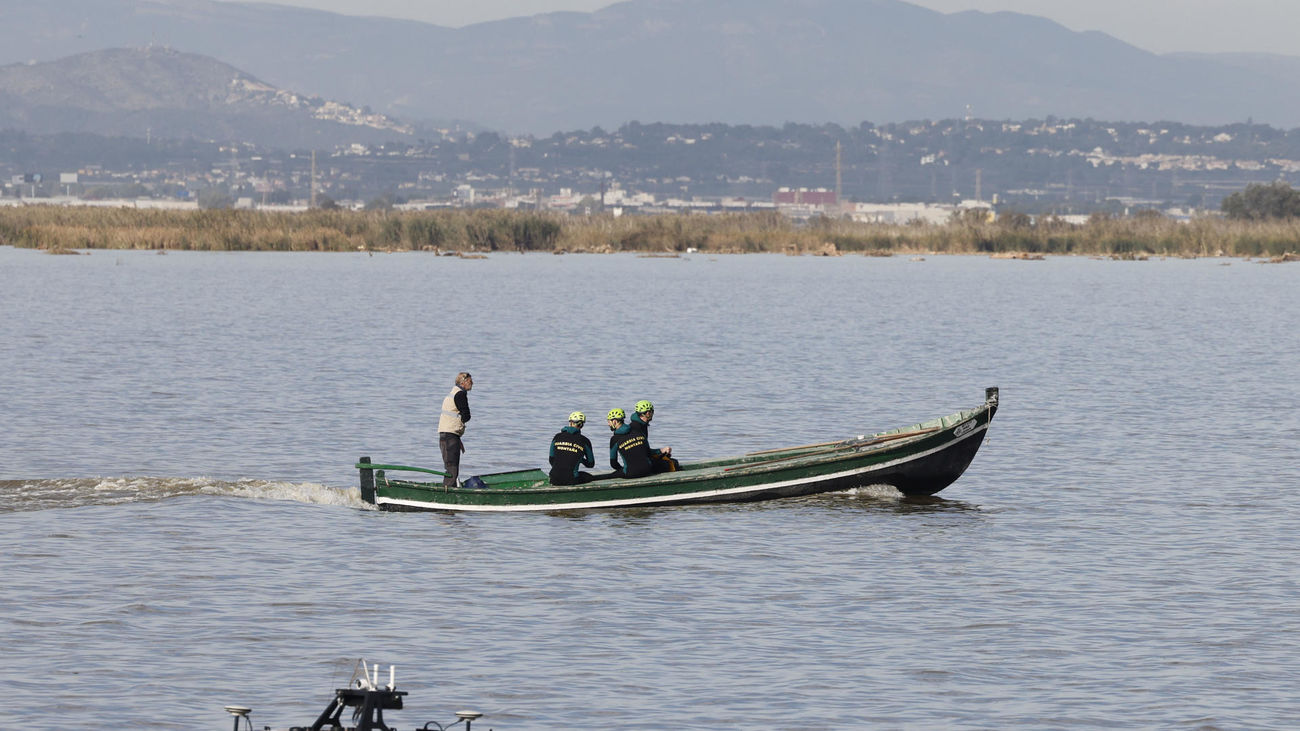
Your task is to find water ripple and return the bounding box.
[2,251,1299,728]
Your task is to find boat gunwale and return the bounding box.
[372,421,992,512]
[372,403,992,498]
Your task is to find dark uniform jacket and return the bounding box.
[610,413,661,478]
[549,426,595,485]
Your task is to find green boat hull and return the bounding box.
[358,388,999,512]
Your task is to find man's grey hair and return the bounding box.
[456,372,472,386]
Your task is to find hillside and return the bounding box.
[0,47,414,147]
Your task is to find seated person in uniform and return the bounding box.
[610,400,678,478]
[549,411,596,485]
[607,408,629,477]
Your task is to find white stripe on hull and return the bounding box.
[375,424,988,512]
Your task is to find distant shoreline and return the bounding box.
[16,247,1296,265]
[1,206,1297,260]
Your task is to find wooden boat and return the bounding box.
[356,387,999,512]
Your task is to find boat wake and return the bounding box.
[0,477,370,514]
[842,483,907,498]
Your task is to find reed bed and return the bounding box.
[1,205,1297,258]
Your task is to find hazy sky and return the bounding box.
[215,0,1297,56]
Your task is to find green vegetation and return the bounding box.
[1222,182,1300,221]
[0,205,1296,258]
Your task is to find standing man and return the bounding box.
[438,372,473,487]
[549,411,596,485]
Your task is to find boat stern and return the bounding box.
[358,456,376,505]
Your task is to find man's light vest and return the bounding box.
[438,386,466,435]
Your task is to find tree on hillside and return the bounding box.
[1221,181,1300,220]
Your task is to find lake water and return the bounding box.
[2,247,1298,729]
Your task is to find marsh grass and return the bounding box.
[1,205,1297,257]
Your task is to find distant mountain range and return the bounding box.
[1,0,1298,141]
[0,47,413,147]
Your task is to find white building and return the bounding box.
[850,202,955,225]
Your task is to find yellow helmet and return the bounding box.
[607,408,625,421]
[568,411,586,424]
[634,400,654,414]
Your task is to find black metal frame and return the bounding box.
[307,686,407,731]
